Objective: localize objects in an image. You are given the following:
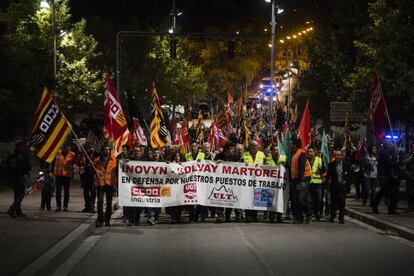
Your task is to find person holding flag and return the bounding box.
[94,143,117,227]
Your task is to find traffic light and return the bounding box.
[170,39,177,59]
[227,40,235,59]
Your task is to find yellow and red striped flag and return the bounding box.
[150,82,170,149]
[29,88,72,162]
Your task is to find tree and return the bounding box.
[0,0,102,140]
[350,0,414,125]
[34,0,103,114]
[298,0,371,125]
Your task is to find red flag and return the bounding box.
[208,120,227,152]
[370,72,387,141]
[298,99,311,150]
[103,74,130,155]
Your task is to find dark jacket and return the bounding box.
[6,151,31,181]
[326,159,350,192]
[378,148,400,179]
[403,152,414,181]
[39,176,55,193]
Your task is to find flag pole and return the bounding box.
[383,95,394,138]
[48,92,99,175]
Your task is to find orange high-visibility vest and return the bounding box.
[54,150,75,177]
[291,149,311,180]
[94,155,117,187]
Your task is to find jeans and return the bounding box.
[292,181,312,219]
[362,177,377,205]
[147,208,161,220]
[96,186,114,223]
[55,176,71,209]
[41,190,52,210]
[310,184,323,217]
[321,184,330,216]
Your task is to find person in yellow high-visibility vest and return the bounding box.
[242,141,264,222]
[264,146,287,223]
[185,142,206,222]
[308,147,326,221]
[185,142,205,161]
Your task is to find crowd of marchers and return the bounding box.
[4,134,414,227]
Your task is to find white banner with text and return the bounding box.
[118,160,289,212]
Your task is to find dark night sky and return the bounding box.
[68,0,319,33]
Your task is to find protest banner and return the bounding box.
[118,160,289,212]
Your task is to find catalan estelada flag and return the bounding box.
[29,88,72,162]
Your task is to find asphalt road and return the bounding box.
[46,215,414,276]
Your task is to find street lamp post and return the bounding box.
[269,0,276,135]
[52,0,56,83]
[265,0,283,135]
[41,0,57,94]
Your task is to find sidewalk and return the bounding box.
[345,183,414,241]
[0,178,94,276]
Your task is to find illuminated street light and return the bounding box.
[292,35,297,38]
[268,43,272,48]
[309,27,314,31]
[40,0,57,88]
[264,28,268,32]
[264,0,283,134]
[287,36,291,39]
[40,0,50,9]
[279,39,285,43]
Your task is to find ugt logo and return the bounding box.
[184,183,197,203]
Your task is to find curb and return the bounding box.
[345,207,414,241]
[17,199,120,276]
[17,213,97,276]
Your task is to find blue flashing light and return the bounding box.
[385,134,399,140]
